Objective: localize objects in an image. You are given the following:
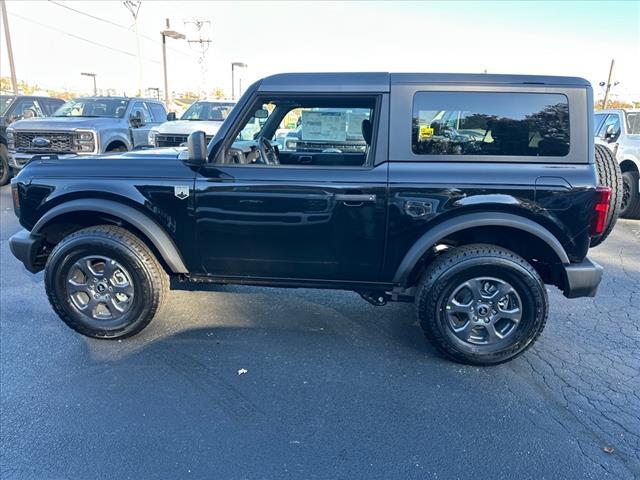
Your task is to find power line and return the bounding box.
[47,0,198,59]
[9,11,160,63]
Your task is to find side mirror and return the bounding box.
[130,111,144,128]
[8,114,21,124]
[604,124,619,142]
[186,130,207,165]
[167,112,177,121]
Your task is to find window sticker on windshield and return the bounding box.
[418,125,434,141]
[301,111,347,141]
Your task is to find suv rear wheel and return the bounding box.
[45,225,168,339]
[416,244,548,365]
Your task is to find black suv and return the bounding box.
[8,73,614,365]
[0,94,65,185]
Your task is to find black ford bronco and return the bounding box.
[9,73,619,365]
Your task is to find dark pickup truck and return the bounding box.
[9,73,615,365]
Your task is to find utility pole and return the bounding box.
[123,1,143,96]
[161,18,185,106]
[1,0,18,94]
[602,59,615,109]
[184,18,212,98]
[231,62,247,100]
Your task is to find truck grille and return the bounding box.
[155,133,212,147]
[15,131,75,153]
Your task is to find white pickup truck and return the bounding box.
[595,108,640,218]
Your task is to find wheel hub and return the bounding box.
[444,277,522,346]
[66,255,134,322]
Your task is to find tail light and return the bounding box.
[590,186,612,236]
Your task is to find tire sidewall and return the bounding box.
[46,234,155,337]
[620,170,639,216]
[0,144,10,186]
[424,257,546,364]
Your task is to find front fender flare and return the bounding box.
[32,199,188,273]
[393,212,570,286]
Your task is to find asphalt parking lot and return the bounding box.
[0,183,638,480]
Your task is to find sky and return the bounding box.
[1,0,639,101]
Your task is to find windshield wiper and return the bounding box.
[52,115,105,118]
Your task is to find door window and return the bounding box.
[220,96,377,167]
[597,114,621,140]
[146,102,167,123]
[131,102,152,123]
[594,113,607,135]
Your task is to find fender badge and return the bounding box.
[174,186,189,200]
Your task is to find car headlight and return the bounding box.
[284,139,297,151]
[148,130,157,146]
[74,130,95,153]
[7,130,15,149]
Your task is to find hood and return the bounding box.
[16,146,189,180]
[154,119,224,136]
[8,116,122,131]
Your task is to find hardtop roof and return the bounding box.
[258,72,590,93]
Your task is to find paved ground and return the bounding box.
[1,183,638,480]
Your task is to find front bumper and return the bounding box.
[8,229,45,273]
[8,151,77,169]
[562,258,603,298]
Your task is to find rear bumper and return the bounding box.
[562,258,603,298]
[8,229,45,273]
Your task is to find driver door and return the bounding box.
[194,94,388,282]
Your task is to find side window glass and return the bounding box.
[147,102,167,123]
[598,114,620,140]
[412,92,570,157]
[220,97,376,167]
[13,99,44,119]
[131,102,152,123]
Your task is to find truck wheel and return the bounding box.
[620,170,640,219]
[0,144,10,186]
[45,225,168,339]
[590,144,622,247]
[416,244,548,365]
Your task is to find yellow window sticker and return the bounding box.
[418,125,434,141]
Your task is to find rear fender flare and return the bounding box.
[393,212,570,286]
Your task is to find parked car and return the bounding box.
[594,108,640,218]
[9,72,615,365]
[6,96,167,170]
[0,94,65,185]
[148,100,236,147]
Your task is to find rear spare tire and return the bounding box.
[590,144,622,247]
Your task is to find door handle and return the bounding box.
[335,194,376,202]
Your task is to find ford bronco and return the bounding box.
[9,73,616,365]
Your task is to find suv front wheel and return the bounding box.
[416,244,548,365]
[45,225,168,339]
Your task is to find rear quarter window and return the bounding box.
[412,92,570,157]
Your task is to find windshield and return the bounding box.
[53,98,130,118]
[626,113,640,134]
[181,102,235,121]
[0,95,15,116]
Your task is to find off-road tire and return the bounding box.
[620,170,640,219]
[0,144,10,186]
[590,144,622,247]
[45,225,168,339]
[416,244,548,366]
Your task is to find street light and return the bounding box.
[231,62,247,100]
[161,19,186,106]
[81,72,97,95]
